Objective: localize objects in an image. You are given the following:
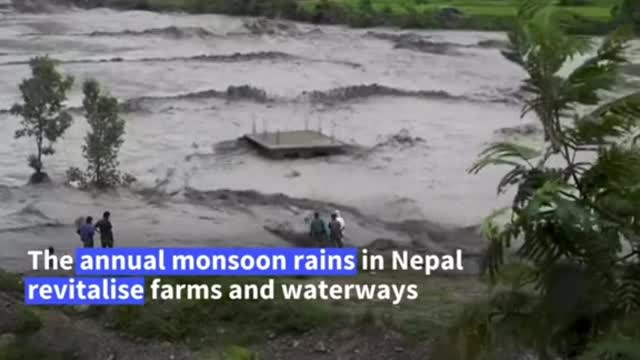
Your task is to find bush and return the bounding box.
[121,173,137,187]
[66,167,136,190]
[311,0,350,24]
[13,308,42,336]
[0,270,22,293]
[0,338,74,360]
[278,0,300,19]
[65,167,87,188]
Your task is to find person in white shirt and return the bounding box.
[334,210,345,231]
[328,213,344,248]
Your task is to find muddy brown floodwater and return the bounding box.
[0,3,638,271]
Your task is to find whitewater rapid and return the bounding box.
[0,6,637,271]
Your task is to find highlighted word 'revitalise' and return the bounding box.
[24,277,145,305]
[75,248,359,276]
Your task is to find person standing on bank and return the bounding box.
[309,212,328,247]
[334,210,345,232]
[328,213,344,248]
[96,211,114,248]
[78,216,96,248]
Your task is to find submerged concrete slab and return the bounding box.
[244,130,347,158]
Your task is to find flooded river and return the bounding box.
[0,4,637,270]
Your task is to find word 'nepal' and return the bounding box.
[392,249,463,275]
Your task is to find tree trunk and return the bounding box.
[35,134,43,174]
[96,161,101,188]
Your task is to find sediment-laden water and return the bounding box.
[0,4,638,271]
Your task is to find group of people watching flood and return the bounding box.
[73,210,341,249]
[309,210,345,247]
[76,211,114,248]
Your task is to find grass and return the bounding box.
[0,340,74,360]
[301,0,612,18]
[1,264,487,342]
[99,277,345,346]
[0,270,23,293]
[0,267,486,357]
[69,271,486,348]
[0,270,62,360]
[3,266,487,344]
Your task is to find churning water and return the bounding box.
[0,4,637,270]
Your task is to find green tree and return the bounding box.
[444,0,640,358]
[11,56,74,184]
[611,0,640,33]
[357,0,373,13]
[82,79,125,188]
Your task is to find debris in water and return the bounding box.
[243,17,300,36]
[476,39,510,50]
[366,238,403,251]
[365,31,468,55]
[372,129,426,150]
[393,39,466,56]
[285,170,301,178]
[496,123,540,137]
[244,130,348,158]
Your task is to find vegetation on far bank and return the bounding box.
[101,0,638,35]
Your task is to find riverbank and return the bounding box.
[16,0,616,35]
[0,268,486,360]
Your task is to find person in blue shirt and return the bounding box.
[78,216,96,248]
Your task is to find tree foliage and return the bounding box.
[611,0,640,34]
[10,56,73,183]
[452,0,640,358]
[81,79,126,189]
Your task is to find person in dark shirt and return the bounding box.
[309,212,328,247]
[95,211,114,248]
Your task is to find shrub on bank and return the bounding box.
[0,270,22,293]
